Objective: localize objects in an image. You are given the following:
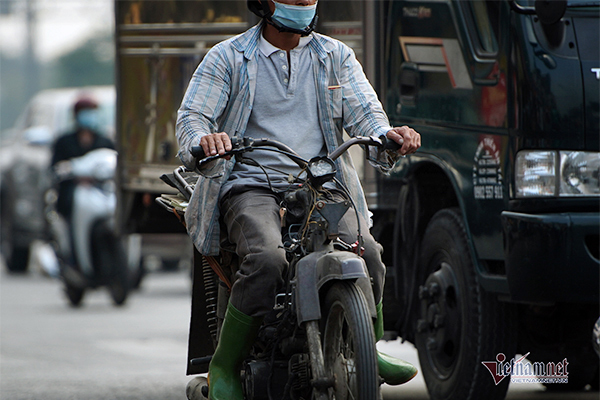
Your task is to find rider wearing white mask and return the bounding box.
[177,1,421,399]
[52,98,114,219]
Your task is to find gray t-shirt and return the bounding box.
[221,33,327,196]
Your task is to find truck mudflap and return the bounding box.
[501,211,599,303]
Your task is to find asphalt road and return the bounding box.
[1,261,598,400]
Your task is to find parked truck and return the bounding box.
[114,1,599,399]
[373,1,600,399]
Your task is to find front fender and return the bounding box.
[295,250,376,324]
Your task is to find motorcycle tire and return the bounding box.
[416,208,517,400]
[321,281,379,400]
[65,284,85,307]
[92,223,130,306]
[107,238,129,306]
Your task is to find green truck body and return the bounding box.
[372,1,599,398]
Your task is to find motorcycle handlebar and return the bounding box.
[190,135,402,167]
[191,136,244,160]
[190,145,205,159]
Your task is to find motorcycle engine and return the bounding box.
[242,354,311,400]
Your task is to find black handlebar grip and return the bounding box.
[190,146,206,159]
[381,135,402,152]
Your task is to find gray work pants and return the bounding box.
[220,187,386,317]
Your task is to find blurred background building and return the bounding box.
[0,0,114,132]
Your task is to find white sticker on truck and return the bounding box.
[473,136,503,200]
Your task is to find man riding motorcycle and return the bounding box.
[51,97,114,219]
[176,1,421,399]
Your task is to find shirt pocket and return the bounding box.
[328,85,343,120]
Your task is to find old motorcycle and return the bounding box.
[158,135,400,399]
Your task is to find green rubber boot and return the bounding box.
[375,301,418,385]
[208,302,262,400]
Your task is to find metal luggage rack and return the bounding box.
[156,166,198,218]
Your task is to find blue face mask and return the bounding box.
[271,0,317,31]
[76,109,101,132]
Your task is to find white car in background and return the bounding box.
[0,86,115,272]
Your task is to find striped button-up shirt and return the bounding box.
[176,22,395,256]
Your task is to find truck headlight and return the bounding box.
[560,151,600,196]
[516,150,600,198]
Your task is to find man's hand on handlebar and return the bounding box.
[200,132,232,159]
[386,126,421,156]
[195,127,420,161]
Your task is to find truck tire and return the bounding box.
[416,208,516,400]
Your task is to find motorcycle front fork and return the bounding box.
[305,320,332,400]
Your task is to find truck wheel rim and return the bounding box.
[416,262,462,379]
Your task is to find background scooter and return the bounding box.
[47,148,129,307]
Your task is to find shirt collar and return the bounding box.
[258,32,313,57]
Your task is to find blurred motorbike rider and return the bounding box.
[176,1,421,398]
[51,97,114,219]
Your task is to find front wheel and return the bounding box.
[321,281,379,400]
[92,224,130,306]
[416,208,517,400]
[65,283,85,307]
[107,237,129,306]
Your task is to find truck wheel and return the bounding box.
[416,208,516,400]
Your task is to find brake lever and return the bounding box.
[191,137,252,168]
[194,146,254,169]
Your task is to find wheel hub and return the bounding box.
[416,262,462,378]
[332,353,350,399]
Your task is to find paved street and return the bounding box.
[1,261,598,400]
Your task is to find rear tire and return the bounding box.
[416,208,517,400]
[321,281,379,400]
